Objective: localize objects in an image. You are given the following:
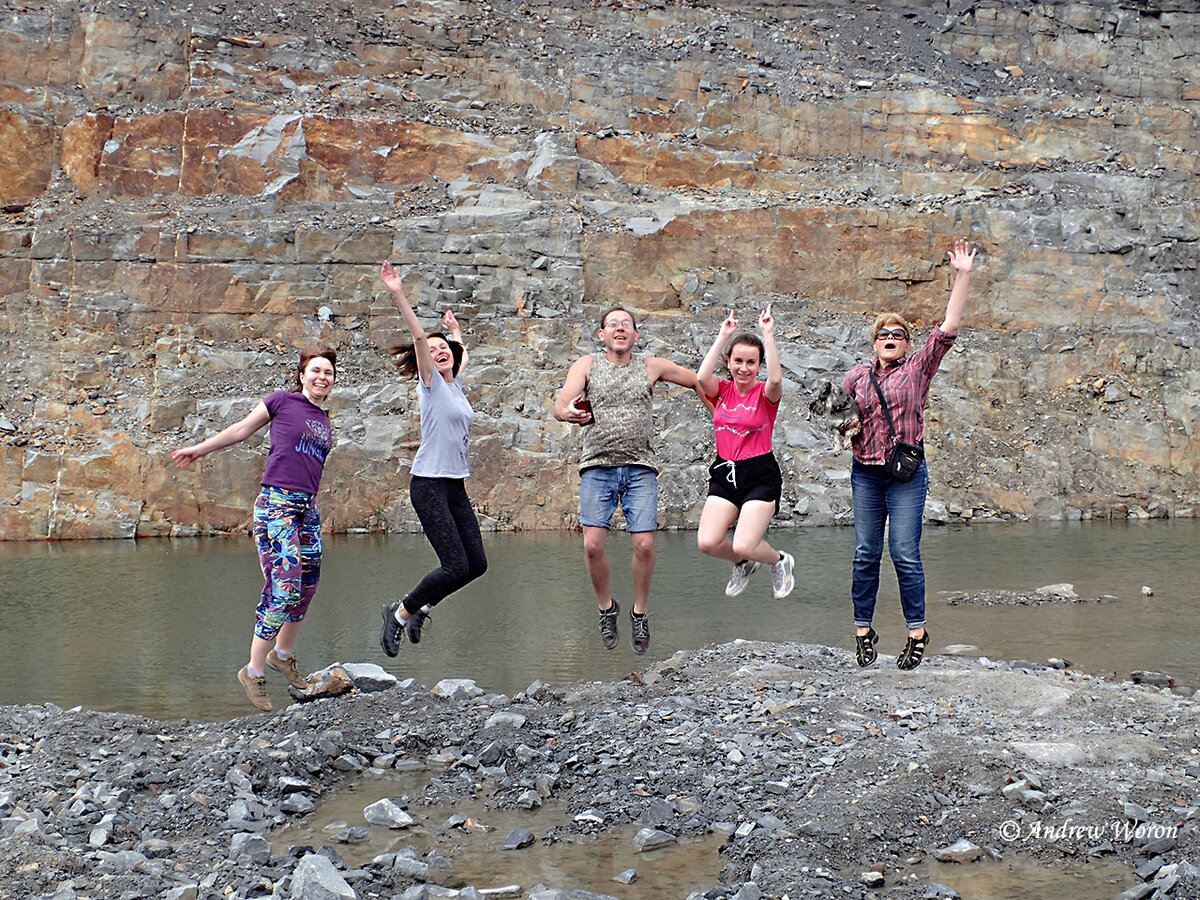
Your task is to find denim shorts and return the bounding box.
[579,465,659,532]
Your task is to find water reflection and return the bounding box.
[1,519,1197,720]
[913,857,1132,900]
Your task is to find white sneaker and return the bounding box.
[772,551,795,599]
[725,559,761,596]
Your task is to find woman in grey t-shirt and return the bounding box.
[377,262,488,656]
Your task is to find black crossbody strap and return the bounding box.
[867,368,899,441]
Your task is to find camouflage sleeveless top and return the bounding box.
[580,353,658,474]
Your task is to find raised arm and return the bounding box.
[697,310,739,398]
[758,303,783,404]
[381,261,434,385]
[442,309,469,376]
[553,355,594,424]
[171,401,271,468]
[940,239,977,336]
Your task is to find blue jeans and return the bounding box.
[579,465,658,532]
[851,460,928,631]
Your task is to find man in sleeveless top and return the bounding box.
[554,306,700,655]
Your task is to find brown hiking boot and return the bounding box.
[237,666,273,712]
[266,649,308,690]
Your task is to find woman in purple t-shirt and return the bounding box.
[172,346,336,712]
[696,305,794,601]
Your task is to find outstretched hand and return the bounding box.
[380,261,405,294]
[948,240,977,274]
[442,309,461,337]
[758,302,775,335]
[170,447,202,468]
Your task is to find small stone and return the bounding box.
[933,838,982,863]
[432,678,483,700]
[484,711,527,729]
[502,828,535,850]
[633,827,676,852]
[229,832,270,864]
[281,793,316,814]
[1130,671,1173,688]
[341,662,398,692]
[292,853,356,900]
[612,868,637,884]
[364,798,414,829]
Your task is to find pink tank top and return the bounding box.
[709,380,779,461]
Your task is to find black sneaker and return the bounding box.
[598,599,620,650]
[406,608,430,644]
[630,610,650,655]
[380,602,405,657]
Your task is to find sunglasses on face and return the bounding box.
[875,328,909,341]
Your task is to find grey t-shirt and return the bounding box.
[411,374,474,479]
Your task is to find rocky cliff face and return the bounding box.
[1,0,1198,538]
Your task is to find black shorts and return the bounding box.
[706,452,783,511]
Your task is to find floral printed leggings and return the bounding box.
[253,486,322,641]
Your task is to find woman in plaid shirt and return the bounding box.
[842,240,977,670]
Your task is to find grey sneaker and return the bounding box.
[630,610,650,655]
[725,559,761,597]
[406,608,430,644]
[772,551,795,599]
[237,666,272,712]
[598,599,620,650]
[380,602,405,657]
[266,648,307,690]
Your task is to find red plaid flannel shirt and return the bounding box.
[842,326,956,465]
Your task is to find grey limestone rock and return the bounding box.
[291,853,356,900]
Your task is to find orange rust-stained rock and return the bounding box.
[0,111,56,206]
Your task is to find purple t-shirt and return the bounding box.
[260,390,333,495]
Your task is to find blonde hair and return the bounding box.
[870,313,910,341]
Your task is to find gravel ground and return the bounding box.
[1,640,1197,899]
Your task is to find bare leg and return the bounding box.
[582,525,613,609]
[273,621,302,656]
[631,531,655,614]
[248,635,272,673]
[696,496,741,562]
[729,500,782,565]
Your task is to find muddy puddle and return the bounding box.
[271,769,725,897]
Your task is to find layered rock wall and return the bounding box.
[1,0,1199,538]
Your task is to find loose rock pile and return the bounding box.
[1,641,1196,899]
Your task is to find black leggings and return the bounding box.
[405,475,488,614]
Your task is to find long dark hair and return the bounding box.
[292,345,337,391]
[391,332,464,377]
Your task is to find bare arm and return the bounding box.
[442,309,469,376]
[381,261,435,385]
[553,355,594,424]
[940,239,977,336]
[171,401,271,467]
[647,356,700,392]
[759,303,783,404]
[698,311,738,398]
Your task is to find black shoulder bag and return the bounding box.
[868,369,924,482]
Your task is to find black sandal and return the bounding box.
[855,627,879,667]
[897,629,931,670]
